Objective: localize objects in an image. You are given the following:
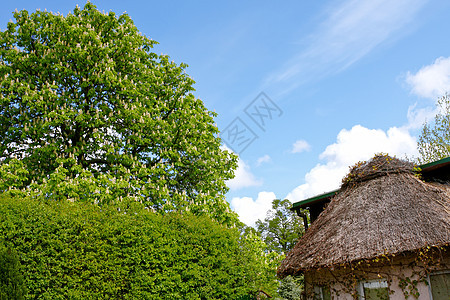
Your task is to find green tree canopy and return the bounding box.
[417,94,450,164]
[0,3,237,223]
[255,199,304,255]
[276,275,303,300]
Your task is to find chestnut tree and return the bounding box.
[0,3,237,224]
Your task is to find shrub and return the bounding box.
[0,245,26,300]
[0,195,265,299]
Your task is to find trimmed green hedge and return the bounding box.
[0,246,26,299]
[0,196,257,299]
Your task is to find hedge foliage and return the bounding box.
[0,246,26,299]
[0,195,273,299]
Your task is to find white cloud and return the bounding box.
[256,154,271,166]
[291,140,311,153]
[406,57,450,99]
[320,125,418,165]
[222,145,262,190]
[227,158,262,190]
[231,191,276,227]
[286,125,418,203]
[265,0,427,94]
[405,103,438,129]
[230,124,418,226]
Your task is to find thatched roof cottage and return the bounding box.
[278,155,450,300]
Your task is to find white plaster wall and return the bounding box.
[303,253,449,300]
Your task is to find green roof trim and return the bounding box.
[291,156,450,210]
[419,156,450,171]
[291,189,339,210]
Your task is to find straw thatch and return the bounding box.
[278,155,450,277]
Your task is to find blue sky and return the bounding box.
[2,0,450,226]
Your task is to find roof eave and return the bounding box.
[290,189,338,211]
[420,156,450,172]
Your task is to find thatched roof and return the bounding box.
[278,155,450,277]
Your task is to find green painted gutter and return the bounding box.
[291,189,339,211]
[419,156,450,171]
